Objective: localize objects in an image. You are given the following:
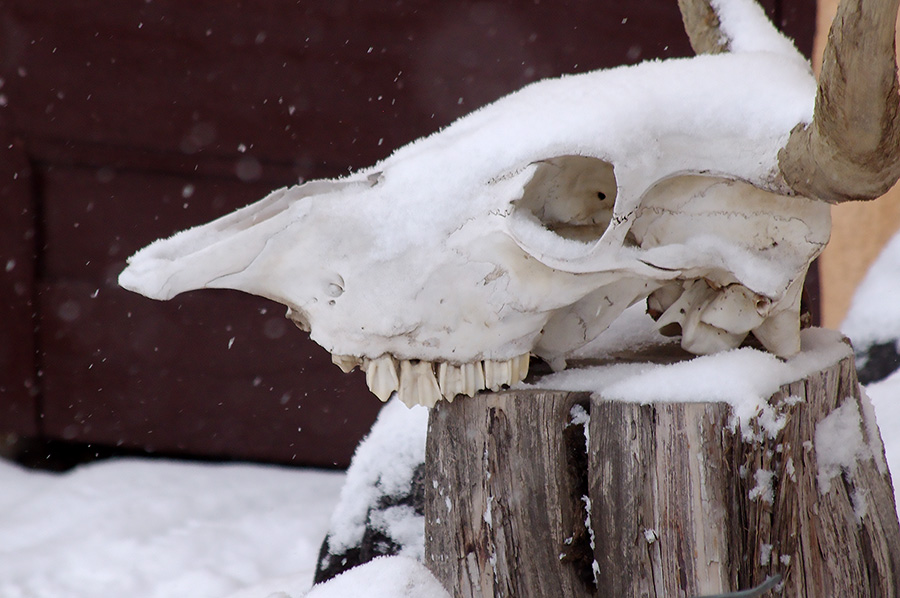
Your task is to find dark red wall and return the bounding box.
[0,0,816,467]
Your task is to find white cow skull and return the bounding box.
[119,0,900,407]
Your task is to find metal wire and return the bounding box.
[694,574,782,598]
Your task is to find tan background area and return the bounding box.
[816,0,900,327]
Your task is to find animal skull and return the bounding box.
[119,0,900,407]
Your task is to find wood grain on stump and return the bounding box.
[424,352,900,597]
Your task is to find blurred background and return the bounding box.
[1,0,890,470]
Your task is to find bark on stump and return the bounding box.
[424,352,900,597]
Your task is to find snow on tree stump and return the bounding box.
[424,335,900,597]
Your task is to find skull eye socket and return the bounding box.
[515,155,617,243]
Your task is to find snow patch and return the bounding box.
[484,495,493,529]
[368,506,425,561]
[712,0,804,58]
[815,400,870,494]
[524,328,850,435]
[569,404,589,427]
[759,543,773,566]
[749,469,775,504]
[302,556,449,598]
[581,495,600,584]
[842,229,900,348]
[326,399,428,554]
[851,488,870,521]
[569,404,591,454]
[784,456,796,482]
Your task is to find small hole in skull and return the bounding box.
[597,191,606,200]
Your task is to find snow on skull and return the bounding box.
[120,0,900,408]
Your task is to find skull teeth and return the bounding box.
[331,354,362,373]
[399,360,443,408]
[343,353,530,407]
[437,361,485,401]
[363,355,400,402]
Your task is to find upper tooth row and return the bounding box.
[331,353,530,408]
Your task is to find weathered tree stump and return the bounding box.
[424,350,900,597]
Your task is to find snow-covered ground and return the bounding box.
[0,458,346,598]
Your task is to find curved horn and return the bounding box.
[778,0,900,203]
[678,0,730,54]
